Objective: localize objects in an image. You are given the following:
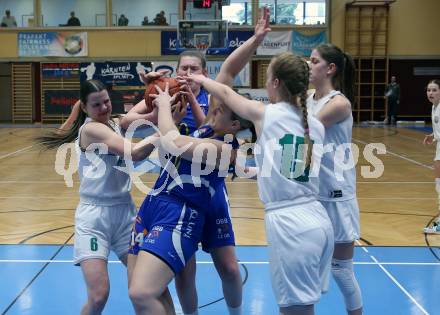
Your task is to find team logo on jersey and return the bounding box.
[329,190,343,198]
[151,226,163,238]
[217,224,229,235]
[183,208,199,239]
[435,116,439,124]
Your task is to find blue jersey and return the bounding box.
[178,88,209,135]
[201,182,235,252]
[129,125,239,272]
[152,125,239,212]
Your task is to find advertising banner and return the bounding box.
[161,30,253,55]
[44,90,79,114]
[41,63,80,79]
[292,31,327,56]
[151,61,250,87]
[18,32,88,57]
[237,89,269,104]
[256,31,292,55]
[79,62,153,86]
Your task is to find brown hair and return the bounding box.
[177,50,207,69]
[316,43,355,104]
[428,79,440,88]
[270,52,313,169]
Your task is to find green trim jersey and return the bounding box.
[307,91,356,202]
[76,118,132,205]
[432,103,440,141]
[255,102,325,210]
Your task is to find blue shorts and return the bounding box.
[128,194,205,274]
[201,186,235,252]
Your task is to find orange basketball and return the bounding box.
[144,77,182,113]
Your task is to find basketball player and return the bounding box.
[120,51,209,135]
[127,83,254,315]
[37,79,174,315]
[423,80,440,234]
[307,44,363,315]
[184,51,335,315]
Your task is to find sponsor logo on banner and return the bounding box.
[79,61,152,114]
[161,31,253,55]
[44,90,79,114]
[257,31,292,55]
[206,61,250,87]
[79,62,153,86]
[237,89,269,104]
[292,31,327,56]
[18,32,88,57]
[41,63,80,78]
[151,61,249,87]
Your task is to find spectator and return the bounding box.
[153,11,167,25]
[118,14,129,26]
[67,11,81,26]
[384,75,400,125]
[1,10,17,27]
[141,16,149,26]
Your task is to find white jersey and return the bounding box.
[432,104,440,141]
[307,91,356,201]
[76,118,132,205]
[255,102,325,211]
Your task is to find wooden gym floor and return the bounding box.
[0,125,439,247]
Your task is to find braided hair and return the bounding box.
[269,52,313,168]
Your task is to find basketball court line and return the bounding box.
[0,196,437,200]
[1,259,440,266]
[355,241,430,314]
[0,144,35,160]
[0,180,435,184]
[353,138,434,170]
[0,133,434,314]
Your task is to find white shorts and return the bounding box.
[73,201,136,265]
[435,142,440,161]
[321,198,360,243]
[264,201,334,307]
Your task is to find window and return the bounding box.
[41,0,106,27]
[221,0,252,26]
[0,0,33,27]
[259,0,326,26]
[112,0,178,27]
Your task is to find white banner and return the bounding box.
[257,31,292,56]
[151,61,250,87]
[18,32,88,57]
[237,89,269,104]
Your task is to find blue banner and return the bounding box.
[79,62,153,86]
[292,31,327,57]
[41,63,80,79]
[18,32,87,57]
[161,31,253,55]
[79,61,153,114]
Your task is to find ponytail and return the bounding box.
[342,52,355,104]
[316,44,355,104]
[37,107,86,150]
